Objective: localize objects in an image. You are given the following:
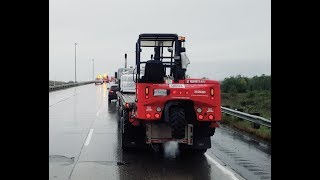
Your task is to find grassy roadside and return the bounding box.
[220,114,271,142]
[221,91,271,142]
[221,91,271,119]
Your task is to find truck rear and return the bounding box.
[118,34,221,154]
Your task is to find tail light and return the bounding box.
[145,87,149,99]
[210,88,214,96]
[208,114,214,120]
[154,113,160,119]
[146,113,151,119]
[198,114,204,120]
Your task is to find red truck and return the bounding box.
[117,34,221,154]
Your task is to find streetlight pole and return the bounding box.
[75,43,78,83]
[92,59,94,81]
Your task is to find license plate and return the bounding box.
[154,89,167,96]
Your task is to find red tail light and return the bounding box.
[210,88,214,96]
[154,113,160,119]
[208,114,214,120]
[109,90,113,93]
[145,87,149,99]
[146,113,151,119]
[198,114,204,120]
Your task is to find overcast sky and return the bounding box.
[49,0,270,82]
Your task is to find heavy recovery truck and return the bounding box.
[117,34,221,153]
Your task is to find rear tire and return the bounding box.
[121,110,130,150]
[121,109,145,150]
[170,106,186,139]
[121,111,130,150]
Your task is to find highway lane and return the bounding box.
[49,83,270,180]
[210,126,271,180]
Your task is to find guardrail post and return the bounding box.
[250,112,261,129]
[251,123,261,129]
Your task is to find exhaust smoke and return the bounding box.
[163,141,179,159]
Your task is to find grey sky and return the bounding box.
[49,0,270,82]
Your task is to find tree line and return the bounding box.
[221,74,271,93]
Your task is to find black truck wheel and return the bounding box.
[170,106,186,139]
[121,110,131,150]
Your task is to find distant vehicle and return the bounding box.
[108,84,120,103]
[102,74,109,83]
[120,72,136,93]
[110,76,116,82]
[107,81,115,89]
[95,75,103,85]
[117,68,134,79]
[95,78,103,85]
[116,68,134,88]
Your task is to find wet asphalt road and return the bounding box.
[49,84,271,180]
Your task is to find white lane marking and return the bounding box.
[97,110,101,116]
[49,94,75,107]
[84,129,94,146]
[204,153,240,180]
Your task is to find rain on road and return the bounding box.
[49,84,271,180]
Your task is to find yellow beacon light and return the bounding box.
[179,36,186,41]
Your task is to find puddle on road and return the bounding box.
[219,125,271,154]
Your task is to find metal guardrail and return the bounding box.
[221,106,271,128]
[49,81,95,92]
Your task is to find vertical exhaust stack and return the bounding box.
[125,53,127,68]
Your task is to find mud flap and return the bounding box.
[121,116,146,149]
[122,131,146,149]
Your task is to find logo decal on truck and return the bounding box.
[169,84,185,88]
[194,90,206,94]
[186,79,206,83]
